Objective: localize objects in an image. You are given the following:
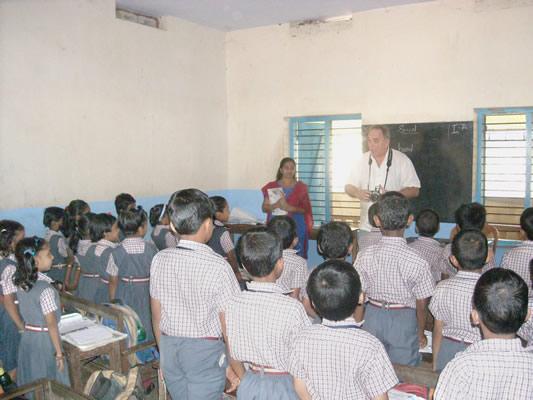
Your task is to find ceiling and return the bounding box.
[115,0,434,31]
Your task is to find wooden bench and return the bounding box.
[0,379,92,400]
[59,293,157,391]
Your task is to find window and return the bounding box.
[475,108,533,227]
[289,115,362,227]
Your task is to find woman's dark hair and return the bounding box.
[43,207,65,229]
[63,199,90,237]
[0,220,24,257]
[68,213,94,253]
[115,193,136,214]
[118,206,147,237]
[167,189,214,235]
[149,204,166,227]
[90,213,117,242]
[210,196,228,215]
[14,236,47,291]
[276,157,296,181]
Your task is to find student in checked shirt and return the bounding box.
[267,215,308,299]
[221,228,310,399]
[429,230,488,372]
[435,268,533,400]
[354,192,435,366]
[150,189,240,400]
[408,209,445,283]
[288,259,398,400]
[501,207,533,292]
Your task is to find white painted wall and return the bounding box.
[0,0,227,209]
[226,0,533,189]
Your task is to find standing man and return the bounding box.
[345,125,421,232]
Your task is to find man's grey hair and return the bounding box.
[364,125,390,139]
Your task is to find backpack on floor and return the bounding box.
[84,367,145,400]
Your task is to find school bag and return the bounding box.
[84,367,145,400]
[100,301,159,365]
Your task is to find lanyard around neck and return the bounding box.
[367,148,393,191]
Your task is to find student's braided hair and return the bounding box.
[14,236,46,291]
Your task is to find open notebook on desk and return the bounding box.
[59,313,127,351]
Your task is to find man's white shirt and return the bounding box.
[348,148,420,231]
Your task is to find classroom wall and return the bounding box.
[225,0,533,189]
[0,0,228,209]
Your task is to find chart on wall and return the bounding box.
[363,122,474,223]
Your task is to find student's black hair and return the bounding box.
[473,268,528,334]
[416,209,440,237]
[149,204,165,227]
[451,229,488,271]
[0,220,24,257]
[68,213,95,253]
[43,207,65,229]
[63,199,91,238]
[276,157,296,181]
[167,189,214,235]
[307,259,361,321]
[236,227,282,278]
[210,196,228,215]
[90,213,117,242]
[267,216,296,250]
[14,236,46,291]
[115,193,136,215]
[377,191,410,231]
[317,221,353,260]
[368,203,379,229]
[520,207,533,240]
[455,202,486,231]
[118,206,147,237]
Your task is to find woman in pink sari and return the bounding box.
[261,158,314,258]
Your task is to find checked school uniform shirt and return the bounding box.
[288,317,398,399]
[429,271,482,343]
[150,239,240,337]
[354,237,435,308]
[501,241,533,291]
[435,338,533,400]
[276,249,308,294]
[224,281,310,371]
[357,227,383,252]
[518,297,533,345]
[408,236,445,282]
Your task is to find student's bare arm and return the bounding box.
[302,297,318,319]
[4,293,24,331]
[345,185,370,201]
[262,197,281,213]
[151,297,162,348]
[399,187,420,199]
[293,377,312,400]
[226,250,243,282]
[108,276,118,300]
[416,298,429,348]
[45,312,65,372]
[432,319,444,371]
[220,312,245,379]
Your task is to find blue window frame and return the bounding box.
[289,114,362,226]
[475,107,533,225]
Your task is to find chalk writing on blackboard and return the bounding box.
[397,143,414,153]
[448,123,468,138]
[399,124,418,135]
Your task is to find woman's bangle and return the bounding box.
[54,352,64,359]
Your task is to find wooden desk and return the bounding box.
[0,379,92,400]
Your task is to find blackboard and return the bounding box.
[363,122,473,223]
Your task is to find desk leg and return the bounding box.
[69,350,82,392]
[109,342,123,373]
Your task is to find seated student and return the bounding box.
[14,237,70,394]
[439,203,495,277]
[114,193,136,241]
[150,189,240,400]
[354,192,434,366]
[149,204,178,251]
[43,207,72,283]
[92,214,120,304]
[356,203,382,254]
[267,216,307,299]
[409,209,445,282]
[207,196,244,287]
[429,230,488,372]
[222,228,310,399]
[501,207,533,292]
[0,220,25,381]
[107,207,158,341]
[435,269,533,400]
[288,260,398,400]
